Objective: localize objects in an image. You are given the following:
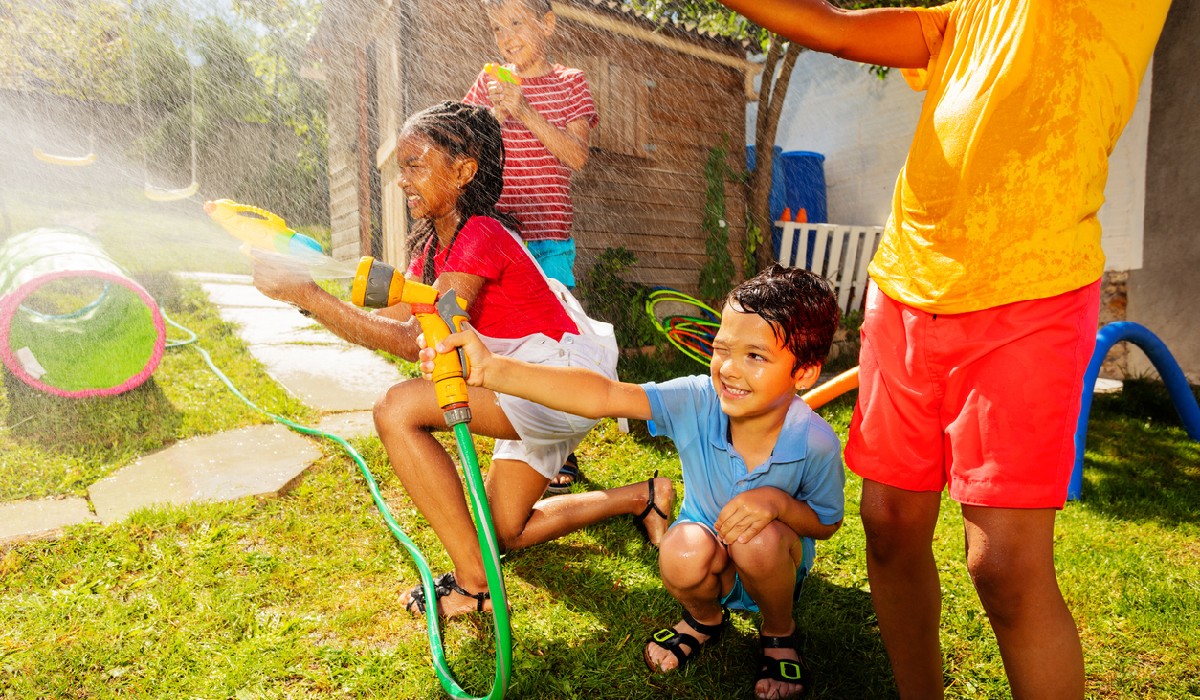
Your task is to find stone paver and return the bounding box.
[215,306,341,346]
[188,274,404,412]
[316,410,378,439]
[88,424,322,524]
[196,280,294,310]
[244,344,401,412]
[0,498,96,545]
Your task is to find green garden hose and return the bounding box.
[164,311,512,699]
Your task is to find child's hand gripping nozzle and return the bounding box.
[350,256,472,426]
[203,199,326,257]
[484,62,522,85]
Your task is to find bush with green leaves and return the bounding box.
[577,247,660,350]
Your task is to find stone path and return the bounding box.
[0,273,404,545]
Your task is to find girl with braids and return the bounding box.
[252,101,674,619]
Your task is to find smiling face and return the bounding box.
[395,130,477,233]
[709,303,819,422]
[486,0,554,75]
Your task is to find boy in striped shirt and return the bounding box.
[466,0,599,493]
[464,0,597,290]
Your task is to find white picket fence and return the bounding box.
[775,222,884,315]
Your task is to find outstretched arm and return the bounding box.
[420,325,652,420]
[719,0,931,69]
[251,256,488,363]
[251,252,425,359]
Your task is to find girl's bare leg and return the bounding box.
[378,379,673,617]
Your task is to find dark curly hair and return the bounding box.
[727,264,841,373]
[401,101,519,284]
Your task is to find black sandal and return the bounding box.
[633,469,671,543]
[754,628,811,699]
[546,453,582,495]
[643,606,728,673]
[404,572,490,615]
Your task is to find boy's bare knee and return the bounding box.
[727,521,792,576]
[660,524,724,584]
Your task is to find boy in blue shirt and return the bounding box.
[420,264,845,700]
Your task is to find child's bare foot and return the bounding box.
[633,473,675,547]
[643,607,727,673]
[754,626,811,700]
[400,572,492,619]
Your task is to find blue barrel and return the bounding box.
[746,147,828,260]
[778,150,827,224]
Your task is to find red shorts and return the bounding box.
[845,281,1100,508]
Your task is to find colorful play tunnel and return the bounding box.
[0,227,165,398]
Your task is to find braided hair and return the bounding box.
[401,101,519,284]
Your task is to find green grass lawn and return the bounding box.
[1,182,1198,698]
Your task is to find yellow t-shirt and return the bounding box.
[869,0,1171,314]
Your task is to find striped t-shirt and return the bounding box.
[464,64,598,242]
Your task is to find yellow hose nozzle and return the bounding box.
[349,256,471,416]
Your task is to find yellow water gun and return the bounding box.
[203,199,325,257]
[484,63,521,85]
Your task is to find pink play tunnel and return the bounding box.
[0,227,165,398]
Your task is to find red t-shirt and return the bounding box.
[407,216,579,341]
[463,64,598,242]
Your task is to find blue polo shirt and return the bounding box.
[642,375,845,574]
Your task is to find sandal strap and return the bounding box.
[558,459,581,481]
[757,655,810,685]
[755,628,811,694]
[644,607,727,672]
[760,629,799,649]
[444,572,491,612]
[636,469,670,522]
[648,627,702,667]
[405,572,489,614]
[681,605,728,638]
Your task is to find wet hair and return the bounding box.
[400,101,519,284]
[726,264,841,373]
[481,0,552,15]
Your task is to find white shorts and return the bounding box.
[486,331,618,479]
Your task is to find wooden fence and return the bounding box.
[775,221,884,315]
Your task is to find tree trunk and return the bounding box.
[748,36,803,273]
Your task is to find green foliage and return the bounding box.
[0,0,129,101]
[743,216,763,280]
[578,247,659,349]
[1,0,328,226]
[841,309,863,336]
[698,142,735,301]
